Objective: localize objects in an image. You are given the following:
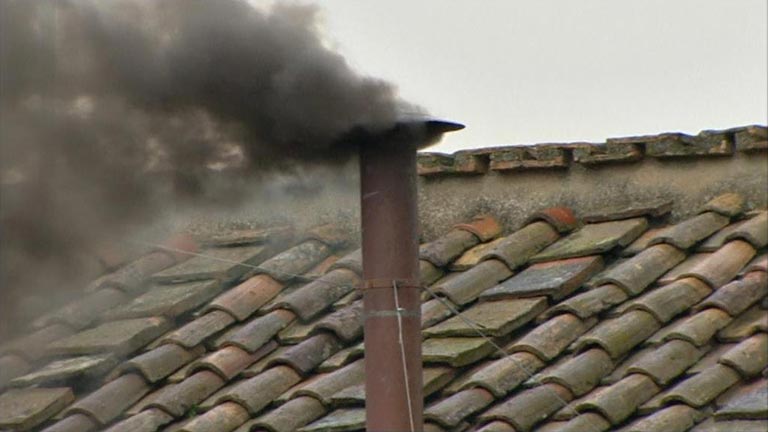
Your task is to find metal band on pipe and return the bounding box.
[359,278,421,291]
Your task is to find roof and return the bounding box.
[0,126,767,432]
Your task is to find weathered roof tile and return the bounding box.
[692,418,768,432]
[658,253,711,285]
[626,339,703,385]
[420,229,480,267]
[544,284,628,320]
[152,245,269,284]
[623,277,712,323]
[661,364,741,407]
[0,387,74,431]
[270,333,342,375]
[482,256,603,301]
[590,244,685,295]
[646,132,733,158]
[648,212,730,250]
[1,324,75,360]
[575,310,661,358]
[679,240,756,288]
[177,401,249,432]
[105,280,221,320]
[452,352,544,397]
[532,218,648,263]
[221,309,295,352]
[663,308,732,346]
[489,145,569,170]
[49,317,170,357]
[41,413,98,432]
[425,388,495,428]
[121,344,202,383]
[220,366,301,414]
[539,412,611,432]
[256,240,332,282]
[299,408,365,432]
[207,274,283,321]
[696,271,768,316]
[623,404,702,432]
[507,314,595,361]
[622,227,669,256]
[433,260,513,305]
[538,348,613,396]
[451,238,505,271]
[422,337,494,367]
[10,354,116,387]
[314,302,363,342]
[64,373,149,425]
[249,396,326,432]
[744,253,767,273]
[702,193,746,217]
[480,383,573,431]
[161,310,235,348]
[421,298,456,329]
[425,297,546,338]
[276,269,360,321]
[582,200,673,224]
[146,370,225,417]
[190,343,275,380]
[576,374,660,424]
[454,215,503,241]
[293,360,364,405]
[719,333,768,378]
[714,377,768,420]
[718,306,768,342]
[482,221,560,269]
[34,288,128,330]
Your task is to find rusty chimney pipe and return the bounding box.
[359,119,463,431]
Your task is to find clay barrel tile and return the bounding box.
[420,229,481,267]
[433,260,513,305]
[590,244,686,295]
[65,373,149,425]
[422,337,495,367]
[648,212,730,250]
[744,253,767,273]
[454,352,545,397]
[531,218,648,263]
[626,339,704,385]
[269,333,342,375]
[525,207,579,233]
[328,249,362,275]
[424,388,495,428]
[661,364,741,407]
[250,396,326,432]
[474,420,517,432]
[574,310,661,358]
[718,306,768,342]
[41,413,98,432]
[679,240,756,288]
[454,215,503,242]
[543,284,628,320]
[623,404,702,432]
[425,297,546,338]
[714,378,768,420]
[701,193,746,217]
[206,274,284,321]
[220,366,301,414]
[421,297,456,329]
[696,272,768,316]
[121,344,202,383]
[479,383,574,431]
[298,408,365,432]
[539,412,611,432]
[576,374,661,425]
[0,387,74,431]
[727,211,768,248]
[147,370,226,417]
[538,348,614,396]
[664,308,732,346]
[190,342,277,380]
[294,360,365,405]
[254,240,331,283]
[276,269,360,321]
[507,314,596,361]
[178,401,250,432]
[623,277,712,323]
[719,333,768,378]
[483,221,560,270]
[102,408,173,432]
[162,310,236,348]
[313,302,363,342]
[222,309,295,353]
[451,238,506,271]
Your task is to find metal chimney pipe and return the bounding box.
[359,120,463,431]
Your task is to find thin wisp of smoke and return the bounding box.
[0,0,419,336]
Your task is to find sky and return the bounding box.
[314,0,767,152]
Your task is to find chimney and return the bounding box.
[359,120,463,431]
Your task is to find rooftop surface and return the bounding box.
[0,126,766,432]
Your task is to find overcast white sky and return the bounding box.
[316,0,767,152]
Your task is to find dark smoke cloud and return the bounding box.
[0,0,418,336]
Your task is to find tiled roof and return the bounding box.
[1,175,767,429]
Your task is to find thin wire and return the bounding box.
[135,239,595,430]
[393,280,416,432]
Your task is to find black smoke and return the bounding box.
[0,0,418,336]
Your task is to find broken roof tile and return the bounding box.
[482,256,603,301]
[718,306,768,342]
[576,374,661,424]
[590,244,685,295]
[453,352,545,397]
[626,339,703,385]
[190,343,275,380]
[10,354,116,387]
[314,302,363,342]
[664,308,732,347]
[0,387,74,431]
[719,334,768,378]
[249,396,326,432]
[451,238,506,271]
[661,364,741,407]
[270,333,342,375]
[147,370,225,417]
[648,212,730,250]
[507,314,595,361]
[702,193,746,217]
[483,221,560,270]
[152,245,269,284]
[582,199,673,224]
[623,404,702,432]
[162,310,235,348]
[105,280,222,320]
[544,284,628,320]
[696,272,768,316]
[422,337,494,367]
[454,215,503,241]
[532,218,648,263]
[221,309,295,353]
[714,377,768,420]
[679,240,756,288]
[624,277,712,323]
[538,348,613,397]
[574,310,661,358]
[480,383,573,431]
[65,373,148,425]
[121,344,202,383]
[49,317,170,357]
[425,388,496,428]
[178,401,249,432]
[256,240,332,282]
[424,297,547,338]
[200,226,290,248]
[299,408,365,432]
[433,259,513,305]
[420,229,480,267]
[276,269,360,321]
[206,274,283,321]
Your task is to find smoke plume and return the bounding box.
[0,0,418,336]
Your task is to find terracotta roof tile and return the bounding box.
[696,271,768,316]
[176,401,249,432]
[206,274,284,321]
[507,314,596,361]
[649,212,730,249]
[221,310,295,353]
[537,348,613,396]
[646,132,734,158]
[0,387,74,431]
[292,359,364,405]
[304,224,352,249]
[539,412,611,432]
[474,420,518,432]
[626,339,704,385]
[269,333,343,375]
[719,334,768,378]
[699,218,752,252]
[544,284,628,320]
[482,256,603,301]
[622,404,703,432]
[328,249,362,275]
[49,317,170,357]
[679,240,756,288]
[152,245,269,284]
[451,352,544,397]
[420,229,480,267]
[425,388,495,428]
[532,218,648,263]
[317,343,363,373]
[219,366,301,414]
[702,193,746,218]
[692,418,768,432]
[480,383,573,431]
[590,244,686,295]
[299,408,365,432]
[162,310,236,348]
[576,374,661,424]
[255,240,332,282]
[105,280,222,320]
[622,227,669,256]
[454,215,503,241]
[433,259,513,305]
[658,253,711,285]
[714,377,768,420]
[200,227,290,248]
[64,373,149,425]
[276,316,319,344]
[190,343,275,380]
[575,310,661,358]
[686,343,736,376]
[482,221,560,269]
[10,354,117,388]
[421,297,456,329]
[661,364,741,407]
[249,396,326,432]
[582,200,673,224]
[276,269,360,321]
[718,306,768,342]
[121,344,202,383]
[623,277,712,323]
[314,302,363,342]
[41,413,98,432]
[451,238,506,271]
[425,297,545,338]
[422,337,494,367]
[146,370,225,417]
[744,253,768,273]
[661,308,732,347]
